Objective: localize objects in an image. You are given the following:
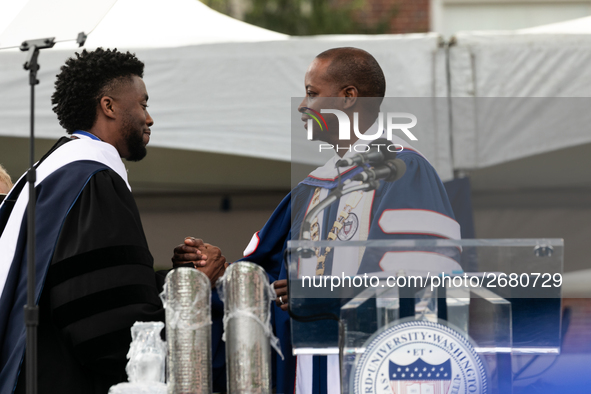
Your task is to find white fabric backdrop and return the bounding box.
[12,0,591,181]
[0,34,450,178]
[449,28,591,170]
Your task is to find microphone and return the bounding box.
[351,159,406,183]
[335,138,397,167]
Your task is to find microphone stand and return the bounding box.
[18,32,86,394]
[20,37,55,394]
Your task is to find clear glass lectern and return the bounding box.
[286,239,563,393]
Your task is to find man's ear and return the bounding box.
[342,86,358,109]
[99,96,116,120]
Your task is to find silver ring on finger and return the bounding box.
[279,296,285,305]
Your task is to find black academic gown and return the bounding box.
[12,158,165,393]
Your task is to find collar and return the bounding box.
[72,130,101,141]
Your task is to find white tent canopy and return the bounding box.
[0,0,451,190]
[519,15,591,34]
[0,0,287,49]
[77,0,288,48]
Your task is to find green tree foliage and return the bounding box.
[203,0,396,35]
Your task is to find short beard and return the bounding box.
[122,121,147,162]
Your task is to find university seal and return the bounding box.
[353,320,487,394]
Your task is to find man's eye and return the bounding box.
[307,91,316,97]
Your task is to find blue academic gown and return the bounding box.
[214,148,458,394]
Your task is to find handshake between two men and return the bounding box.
[171,237,289,311]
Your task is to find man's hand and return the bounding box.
[196,243,228,287]
[274,280,288,311]
[172,237,207,267]
[172,237,227,287]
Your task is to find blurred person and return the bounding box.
[0,164,12,200]
[175,47,459,394]
[0,48,226,394]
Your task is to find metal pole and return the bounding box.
[24,74,38,394]
[20,37,54,394]
[24,45,39,394]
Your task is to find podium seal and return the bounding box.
[353,320,487,394]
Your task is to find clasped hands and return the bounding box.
[171,237,227,287]
[171,236,289,310]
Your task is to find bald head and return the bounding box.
[315,47,386,99]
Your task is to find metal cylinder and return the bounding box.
[165,268,211,394]
[223,262,272,394]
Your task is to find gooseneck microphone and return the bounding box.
[335,138,398,168]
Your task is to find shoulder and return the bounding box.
[85,168,133,198]
[52,167,147,261]
[35,138,129,189]
[374,150,455,217]
[397,149,439,174]
[75,168,139,223]
[378,150,446,193]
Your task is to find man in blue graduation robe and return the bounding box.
[240,137,459,394]
[177,47,460,394]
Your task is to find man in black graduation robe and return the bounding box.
[18,158,164,393]
[0,48,225,394]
